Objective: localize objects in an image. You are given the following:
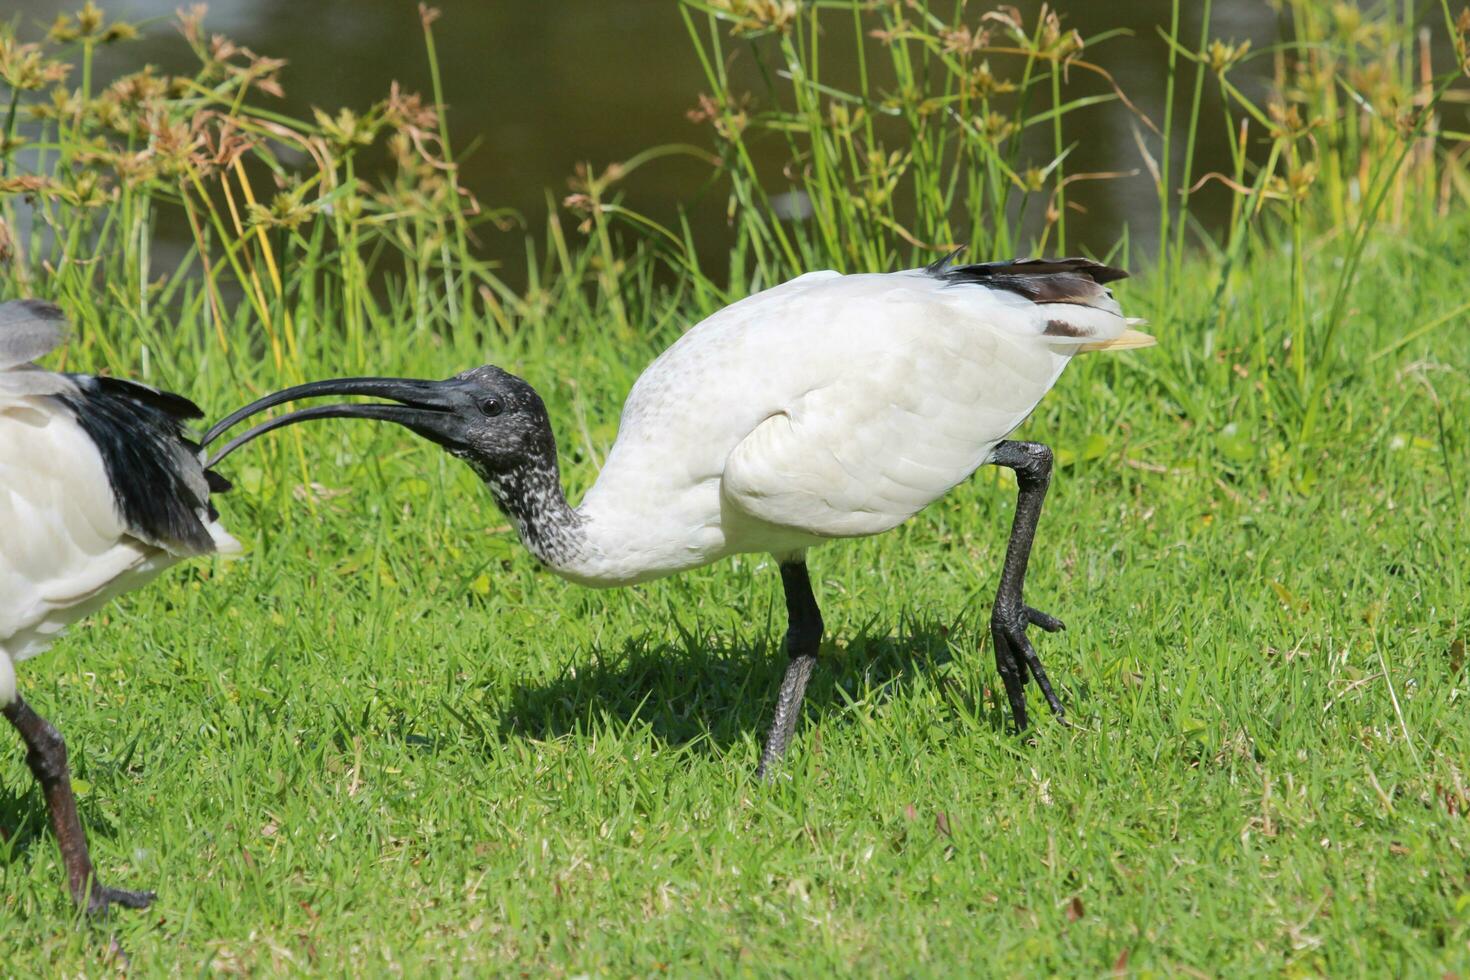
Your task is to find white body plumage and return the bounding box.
[557,264,1145,587]
[0,302,237,707]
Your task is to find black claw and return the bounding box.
[1025,606,1066,633]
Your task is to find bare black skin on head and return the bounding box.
[442,366,561,482]
[204,365,584,564]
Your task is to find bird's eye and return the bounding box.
[480,397,504,418]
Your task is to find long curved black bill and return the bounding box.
[202,376,449,446]
[206,402,446,468]
[204,375,480,468]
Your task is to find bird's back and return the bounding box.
[570,257,1141,581]
[0,301,237,675]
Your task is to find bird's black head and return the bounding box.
[203,365,557,479]
[410,365,558,478]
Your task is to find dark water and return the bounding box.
[12,0,1292,277]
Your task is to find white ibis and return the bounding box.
[206,254,1153,777]
[0,299,238,914]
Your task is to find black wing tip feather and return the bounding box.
[58,375,227,556]
[926,247,1128,285]
[924,245,970,274]
[926,248,1128,309]
[87,374,206,420]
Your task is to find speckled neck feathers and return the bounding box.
[463,451,588,571]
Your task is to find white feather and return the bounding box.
[1,309,237,706]
[557,267,1126,586]
[0,401,177,704]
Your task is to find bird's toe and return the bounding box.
[991,603,1067,724]
[990,626,1029,727]
[1025,605,1065,632]
[86,885,156,917]
[1013,634,1065,720]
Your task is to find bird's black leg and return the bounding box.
[3,696,154,916]
[755,561,824,780]
[987,441,1067,730]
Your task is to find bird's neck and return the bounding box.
[470,453,590,574]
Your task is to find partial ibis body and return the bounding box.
[207,255,1153,777]
[1,300,237,914]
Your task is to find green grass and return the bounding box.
[3,210,1468,973]
[4,0,1470,973]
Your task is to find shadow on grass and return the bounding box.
[0,744,130,871]
[0,782,45,867]
[491,614,1022,758]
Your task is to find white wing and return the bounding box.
[1,301,239,671]
[719,301,1061,537]
[718,261,1129,539]
[0,400,173,662]
[577,259,1135,576]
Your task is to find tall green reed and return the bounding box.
[0,2,527,386]
[678,0,1142,281]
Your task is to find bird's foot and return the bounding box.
[991,602,1066,730]
[84,882,155,918]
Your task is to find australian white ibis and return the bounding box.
[0,299,238,914]
[206,254,1153,777]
